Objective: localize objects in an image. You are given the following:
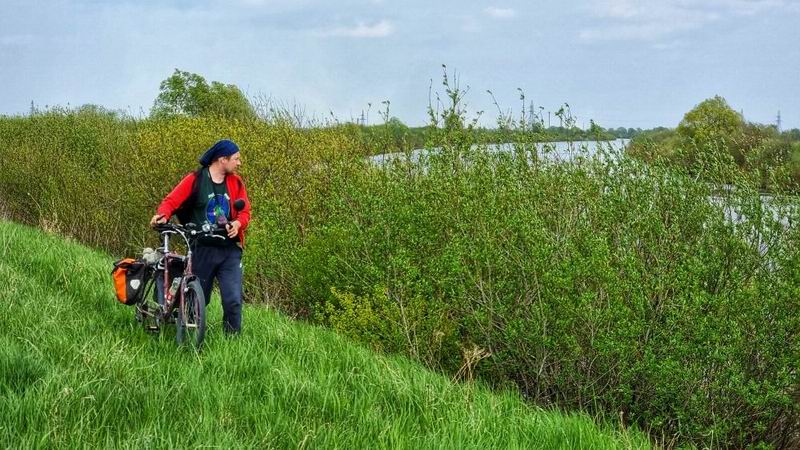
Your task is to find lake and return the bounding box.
[368,139,631,166]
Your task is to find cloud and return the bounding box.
[580,0,796,42]
[484,6,516,19]
[317,19,395,38]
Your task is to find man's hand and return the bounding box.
[150,214,167,227]
[226,220,241,238]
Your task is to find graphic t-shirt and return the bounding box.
[191,168,237,247]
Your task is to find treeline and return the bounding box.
[349,120,646,155]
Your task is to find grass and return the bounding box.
[0,220,650,449]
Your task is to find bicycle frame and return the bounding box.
[137,225,200,327]
[159,229,195,316]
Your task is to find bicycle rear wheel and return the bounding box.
[176,279,206,349]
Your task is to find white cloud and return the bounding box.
[484,6,516,19]
[318,20,395,38]
[580,0,796,42]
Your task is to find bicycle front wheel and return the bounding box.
[176,279,206,350]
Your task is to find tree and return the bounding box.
[783,128,800,142]
[75,103,120,118]
[151,69,256,120]
[674,96,748,167]
[677,96,743,146]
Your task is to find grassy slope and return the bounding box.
[0,221,650,449]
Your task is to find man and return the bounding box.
[150,139,252,334]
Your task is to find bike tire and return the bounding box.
[176,279,206,350]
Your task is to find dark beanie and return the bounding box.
[198,139,240,167]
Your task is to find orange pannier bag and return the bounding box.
[111,258,149,305]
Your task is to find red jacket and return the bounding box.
[157,171,252,248]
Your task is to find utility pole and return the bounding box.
[528,101,534,126]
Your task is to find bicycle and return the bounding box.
[135,222,229,349]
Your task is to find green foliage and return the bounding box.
[677,96,744,145]
[303,142,800,448]
[151,69,257,121]
[626,128,682,162]
[348,93,625,157]
[0,221,650,449]
[289,84,800,448]
[2,86,799,448]
[784,128,800,141]
[0,109,363,315]
[631,96,800,192]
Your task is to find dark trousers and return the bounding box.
[192,244,243,334]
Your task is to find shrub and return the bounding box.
[1,97,798,447]
[0,108,363,310]
[304,142,800,448]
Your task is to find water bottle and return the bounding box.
[169,277,181,297]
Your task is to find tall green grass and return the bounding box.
[0,221,649,449]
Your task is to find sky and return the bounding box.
[1,0,799,129]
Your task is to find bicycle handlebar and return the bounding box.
[153,222,229,241]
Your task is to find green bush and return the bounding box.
[629,96,800,192]
[1,101,798,448]
[302,143,800,448]
[0,108,363,311]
